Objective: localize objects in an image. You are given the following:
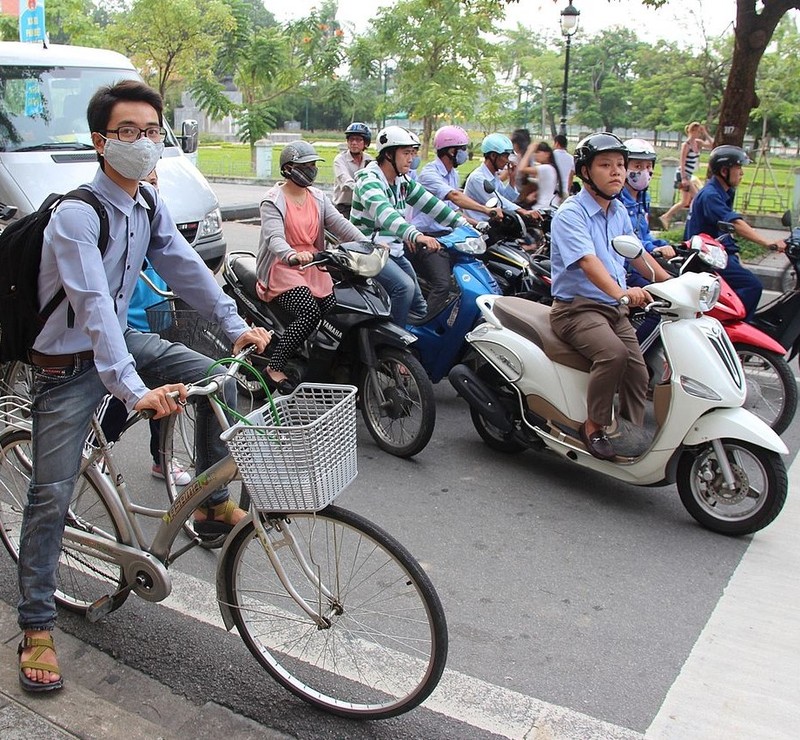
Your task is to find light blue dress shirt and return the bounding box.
[550,188,634,305]
[36,168,247,409]
[463,162,520,221]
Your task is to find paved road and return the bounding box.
[1,213,797,739]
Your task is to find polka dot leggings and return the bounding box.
[269,286,336,371]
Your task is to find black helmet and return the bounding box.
[345,122,371,146]
[709,145,749,175]
[574,132,629,180]
[573,132,628,201]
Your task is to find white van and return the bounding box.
[0,42,225,271]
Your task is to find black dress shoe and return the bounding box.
[579,423,616,460]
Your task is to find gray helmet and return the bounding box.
[279,141,324,169]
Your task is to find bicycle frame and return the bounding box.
[58,354,341,627]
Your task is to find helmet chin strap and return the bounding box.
[585,176,617,201]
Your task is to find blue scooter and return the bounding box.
[408,225,502,383]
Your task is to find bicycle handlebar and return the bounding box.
[137,346,258,420]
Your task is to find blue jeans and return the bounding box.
[375,254,426,325]
[720,252,762,321]
[17,329,234,630]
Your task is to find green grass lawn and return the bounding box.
[197,142,797,217]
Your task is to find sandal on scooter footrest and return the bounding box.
[194,499,243,537]
[18,634,63,693]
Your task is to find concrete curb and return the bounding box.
[0,600,292,739]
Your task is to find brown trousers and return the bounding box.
[550,297,648,427]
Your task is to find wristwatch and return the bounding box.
[619,294,630,306]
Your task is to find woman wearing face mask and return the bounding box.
[256,141,366,393]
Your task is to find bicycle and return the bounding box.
[0,349,448,719]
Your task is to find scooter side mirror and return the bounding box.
[611,235,644,260]
[781,209,792,228]
[483,180,496,194]
[485,196,499,209]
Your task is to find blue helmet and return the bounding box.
[481,133,513,156]
[345,121,371,146]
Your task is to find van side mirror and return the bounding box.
[0,202,17,221]
[180,120,199,155]
[611,235,644,260]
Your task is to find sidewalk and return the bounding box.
[207,179,789,290]
[0,600,292,739]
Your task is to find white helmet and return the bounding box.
[375,126,420,154]
[622,138,656,162]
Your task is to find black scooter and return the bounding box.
[750,210,800,364]
[222,241,436,458]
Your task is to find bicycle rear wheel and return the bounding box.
[0,429,129,615]
[222,505,448,719]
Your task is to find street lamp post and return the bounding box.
[559,1,580,138]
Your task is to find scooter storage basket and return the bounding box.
[220,384,358,512]
[146,298,229,360]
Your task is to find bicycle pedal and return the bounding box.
[86,594,113,623]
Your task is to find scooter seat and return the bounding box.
[492,296,591,372]
[230,254,260,298]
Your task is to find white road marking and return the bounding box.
[162,453,800,740]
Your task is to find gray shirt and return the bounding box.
[333,149,373,206]
[36,168,247,410]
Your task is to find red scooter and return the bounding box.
[663,234,797,435]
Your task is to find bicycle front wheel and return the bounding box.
[0,429,129,615]
[222,505,448,719]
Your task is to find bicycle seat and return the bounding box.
[492,296,591,372]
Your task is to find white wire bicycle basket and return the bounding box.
[220,383,358,512]
[0,395,32,432]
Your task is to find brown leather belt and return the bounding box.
[28,349,94,367]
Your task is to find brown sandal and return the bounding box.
[194,499,244,536]
[18,633,63,693]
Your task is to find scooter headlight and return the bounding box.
[455,236,487,255]
[698,277,720,312]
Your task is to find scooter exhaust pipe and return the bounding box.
[448,364,513,432]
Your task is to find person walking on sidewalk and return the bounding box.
[16,80,271,693]
[660,121,713,229]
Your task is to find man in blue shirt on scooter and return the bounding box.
[684,145,785,320]
[550,133,669,460]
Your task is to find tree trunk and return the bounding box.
[715,0,799,147]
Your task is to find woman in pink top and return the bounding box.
[256,142,366,393]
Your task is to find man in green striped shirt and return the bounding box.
[351,126,468,325]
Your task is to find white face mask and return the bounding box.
[627,168,652,192]
[102,137,164,181]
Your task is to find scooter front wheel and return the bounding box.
[360,348,436,458]
[735,344,797,435]
[677,440,787,536]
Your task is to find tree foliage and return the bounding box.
[105,0,234,99]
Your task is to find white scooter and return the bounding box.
[449,236,789,536]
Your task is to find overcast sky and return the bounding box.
[266,0,752,47]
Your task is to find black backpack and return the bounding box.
[0,186,155,362]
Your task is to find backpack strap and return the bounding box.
[39,188,109,322]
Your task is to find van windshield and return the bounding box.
[0,65,175,152]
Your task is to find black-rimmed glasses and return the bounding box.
[102,126,166,143]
